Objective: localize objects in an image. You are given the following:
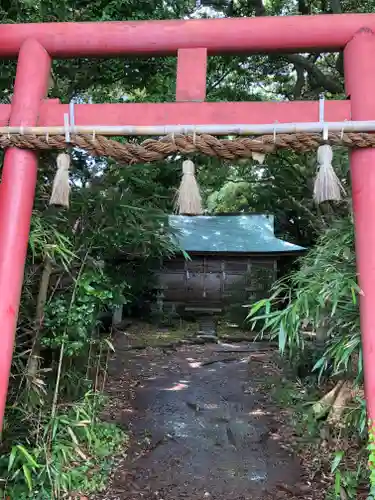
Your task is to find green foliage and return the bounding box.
[249,214,361,381]
[41,257,131,355]
[329,451,364,499]
[368,424,375,499]
[203,149,350,247]
[247,214,375,496]
[0,392,127,498]
[2,145,179,497]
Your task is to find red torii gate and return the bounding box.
[0,14,373,432]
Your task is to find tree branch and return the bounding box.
[281,53,344,94]
[252,0,266,16]
[251,1,344,96]
[330,0,342,13]
[293,64,306,99]
[298,0,310,15]
[207,67,236,94]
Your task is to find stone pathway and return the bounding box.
[98,340,311,500]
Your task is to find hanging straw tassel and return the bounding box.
[174,159,203,215]
[49,152,71,208]
[313,145,345,204]
[251,151,266,164]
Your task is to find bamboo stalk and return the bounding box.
[2,120,375,137]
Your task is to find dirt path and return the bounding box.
[98,335,314,500]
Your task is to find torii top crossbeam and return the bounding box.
[0,13,374,56]
[0,14,374,438]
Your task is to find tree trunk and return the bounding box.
[312,380,344,419]
[326,380,355,425]
[312,380,357,425]
[27,255,53,381]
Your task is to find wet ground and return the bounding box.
[98,336,311,500]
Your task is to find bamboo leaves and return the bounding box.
[248,215,361,382]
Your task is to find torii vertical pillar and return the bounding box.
[345,28,375,423]
[0,39,51,432]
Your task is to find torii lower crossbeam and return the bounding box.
[0,15,374,440]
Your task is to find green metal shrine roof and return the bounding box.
[168,214,305,254]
